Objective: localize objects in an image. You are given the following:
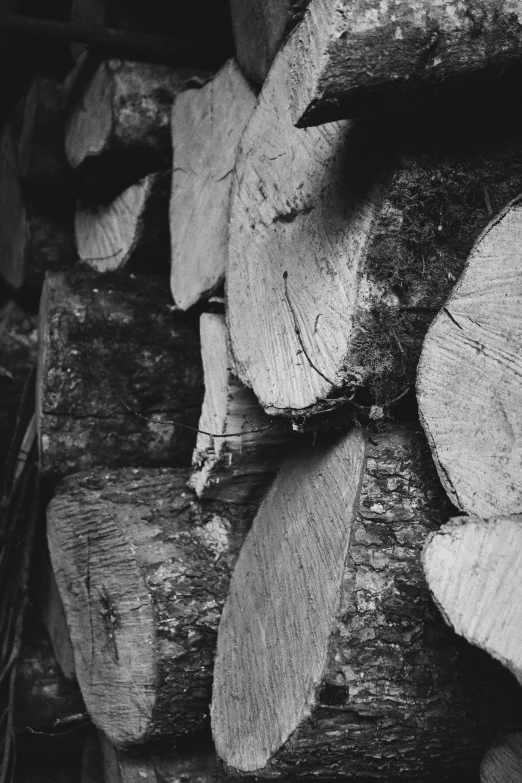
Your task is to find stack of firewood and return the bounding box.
[2,1,522,782]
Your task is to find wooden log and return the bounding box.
[100,732,224,783]
[76,171,170,275]
[170,59,256,311]
[65,58,209,201]
[423,515,522,686]
[481,733,522,783]
[37,548,77,681]
[47,467,255,748]
[417,196,522,519]
[229,0,309,85]
[82,732,105,783]
[284,0,522,127]
[18,76,73,199]
[191,313,295,503]
[227,33,522,420]
[0,126,75,290]
[211,423,520,779]
[37,269,203,478]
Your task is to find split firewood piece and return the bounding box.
[285,0,522,127]
[417,196,522,518]
[37,269,203,477]
[423,515,522,685]
[76,171,170,274]
[0,126,75,289]
[211,424,519,779]
[229,0,308,85]
[227,30,522,420]
[65,59,209,200]
[18,76,73,198]
[481,733,522,783]
[47,467,254,748]
[170,59,256,311]
[100,732,224,783]
[191,313,294,503]
[37,549,77,681]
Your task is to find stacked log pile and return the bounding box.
[3,1,522,782]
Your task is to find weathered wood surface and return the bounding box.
[170,59,256,311]
[417,196,522,518]
[229,0,308,84]
[18,76,73,198]
[227,36,522,419]
[212,424,517,779]
[285,0,522,126]
[38,550,77,681]
[48,467,254,748]
[37,269,203,477]
[191,313,294,503]
[481,733,522,783]
[65,59,209,200]
[76,171,170,274]
[100,732,224,783]
[423,515,522,685]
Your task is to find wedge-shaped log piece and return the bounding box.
[423,515,522,685]
[76,172,170,274]
[417,196,522,518]
[228,38,522,420]
[37,269,203,476]
[38,549,77,681]
[100,732,224,783]
[229,0,309,84]
[18,76,73,198]
[212,425,517,779]
[48,468,254,747]
[191,313,294,503]
[65,59,208,199]
[170,59,256,310]
[0,127,75,290]
[481,733,522,783]
[287,0,522,126]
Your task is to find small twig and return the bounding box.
[0,367,13,380]
[118,398,275,438]
[483,186,493,216]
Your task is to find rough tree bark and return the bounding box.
[227,33,522,420]
[417,195,522,519]
[481,733,522,783]
[47,467,254,748]
[423,515,522,685]
[228,0,309,84]
[284,0,522,126]
[170,59,256,311]
[37,269,203,478]
[76,171,170,275]
[211,424,521,780]
[100,732,224,783]
[191,313,294,503]
[65,59,209,200]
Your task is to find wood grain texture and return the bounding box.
[423,515,522,683]
[417,196,522,518]
[37,269,203,477]
[100,732,224,783]
[481,733,522,783]
[65,59,209,199]
[286,0,522,126]
[229,0,309,84]
[76,171,170,274]
[191,313,294,503]
[170,59,256,311]
[48,468,254,748]
[212,424,519,779]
